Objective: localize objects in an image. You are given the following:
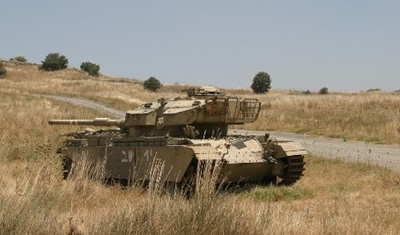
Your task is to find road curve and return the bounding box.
[40,94,400,171]
[38,94,126,118]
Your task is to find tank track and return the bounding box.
[279,155,305,186]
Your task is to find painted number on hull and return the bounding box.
[121,150,134,163]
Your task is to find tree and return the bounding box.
[80,62,100,77]
[251,72,271,94]
[366,88,381,92]
[40,53,68,71]
[143,76,162,92]
[0,63,6,78]
[319,87,328,95]
[13,56,27,63]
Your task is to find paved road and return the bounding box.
[40,94,400,171]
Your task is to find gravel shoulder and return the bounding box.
[40,94,400,171]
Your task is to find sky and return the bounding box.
[1,0,399,91]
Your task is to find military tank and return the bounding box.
[49,86,306,185]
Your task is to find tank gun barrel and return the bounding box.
[49,118,123,127]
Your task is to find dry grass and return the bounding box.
[238,91,400,144]
[0,91,104,161]
[0,91,400,234]
[2,154,399,234]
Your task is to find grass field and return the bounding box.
[240,91,400,144]
[1,60,400,234]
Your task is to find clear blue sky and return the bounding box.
[1,0,399,91]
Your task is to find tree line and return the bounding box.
[0,53,330,94]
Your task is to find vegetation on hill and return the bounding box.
[80,61,100,77]
[0,63,6,77]
[319,87,328,94]
[251,72,271,94]
[11,56,27,63]
[40,53,68,71]
[144,76,162,92]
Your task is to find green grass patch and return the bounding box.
[243,186,313,202]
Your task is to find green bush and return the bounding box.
[0,63,6,78]
[13,56,27,63]
[80,62,100,77]
[366,88,381,92]
[251,72,271,94]
[143,77,162,92]
[40,53,68,71]
[319,87,329,95]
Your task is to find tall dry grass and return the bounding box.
[2,154,399,234]
[0,90,400,234]
[0,90,101,161]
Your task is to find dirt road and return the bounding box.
[39,94,126,118]
[41,94,400,171]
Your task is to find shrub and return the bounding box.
[40,53,68,71]
[366,88,381,92]
[0,63,6,78]
[251,72,271,94]
[319,87,328,95]
[13,56,27,63]
[80,62,100,77]
[143,77,162,92]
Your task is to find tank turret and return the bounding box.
[50,86,261,139]
[122,86,261,138]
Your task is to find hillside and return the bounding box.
[1,59,400,144]
[0,59,400,234]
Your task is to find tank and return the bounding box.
[49,86,306,185]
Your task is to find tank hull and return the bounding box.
[60,135,306,185]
